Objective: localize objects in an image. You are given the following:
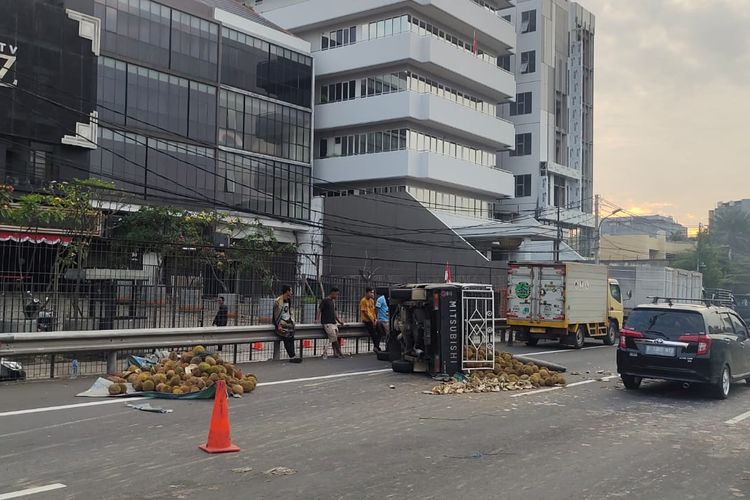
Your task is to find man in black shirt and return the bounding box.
[317,288,345,358]
[212,296,228,327]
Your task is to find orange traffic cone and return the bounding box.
[252,342,263,351]
[303,339,313,348]
[199,380,240,454]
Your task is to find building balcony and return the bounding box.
[313,149,514,199]
[315,92,514,150]
[314,31,515,101]
[264,0,515,54]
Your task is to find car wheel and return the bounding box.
[604,321,618,346]
[526,338,539,347]
[621,374,642,390]
[392,359,414,374]
[712,364,731,400]
[572,325,586,349]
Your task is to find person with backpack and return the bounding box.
[273,285,302,363]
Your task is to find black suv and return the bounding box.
[617,301,750,399]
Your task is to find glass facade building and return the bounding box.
[1,0,314,224]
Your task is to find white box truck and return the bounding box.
[507,262,624,349]
[608,265,703,317]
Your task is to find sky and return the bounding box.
[593,0,750,230]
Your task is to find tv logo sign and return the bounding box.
[0,41,18,87]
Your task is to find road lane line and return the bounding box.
[0,484,66,500]
[523,345,612,356]
[510,378,600,398]
[725,410,750,425]
[0,369,392,417]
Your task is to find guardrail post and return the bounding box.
[107,351,118,375]
[272,340,281,360]
[233,344,238,365]
[50,354,56,379]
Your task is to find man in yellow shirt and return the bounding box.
[359,287,380,352]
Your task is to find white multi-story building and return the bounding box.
[255,0,518,221]
[496,0,596,256]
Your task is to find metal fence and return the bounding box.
[1,237,484,334]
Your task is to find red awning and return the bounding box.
[0,231,72,246]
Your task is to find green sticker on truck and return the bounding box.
[515,282,531,300]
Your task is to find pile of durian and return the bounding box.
[430,350,566,395]
[108,346,257,396]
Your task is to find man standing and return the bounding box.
[375,291,390,351]
[273,285,302,363]
[360,287,380,352]
[212,296,228,327]
[317,288,345,358]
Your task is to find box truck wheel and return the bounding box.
[572,325,586,349]
[526,338,539,347]
[603,321,618,345]
[392,359,414,373]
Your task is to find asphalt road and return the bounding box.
[2,340,750,500]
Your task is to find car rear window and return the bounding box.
[625,309,706,339]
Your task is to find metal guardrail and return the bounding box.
[0,323,369,375]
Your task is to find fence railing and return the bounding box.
[0,322,372,380]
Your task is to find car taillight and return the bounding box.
[678,335,711,355]
[619,328,643,349]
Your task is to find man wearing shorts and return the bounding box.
[317,288,345,358]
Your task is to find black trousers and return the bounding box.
[365,322,380,350]
[277,330,296,358]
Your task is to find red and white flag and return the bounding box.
[472,31,478,55]
[444,262,453,283]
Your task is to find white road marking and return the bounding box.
[725,409,750,425]
[0,484,67,500]
[0,369,392,418]
[523,345,612,356]
[511,378,608,398]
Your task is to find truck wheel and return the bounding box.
[621,374,642,390]
[526,338,539,347]
[572,326,586,349]
[604,322,618,346]
[392,359,414,374]
[711,364,731,400]
[376,350,392,362]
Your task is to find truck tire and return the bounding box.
[572,325,586,349]
[604,321,618,346]
[392,359,414,374]
[621,374,642,390]
[526,338,539,347]
[376,350,392,362]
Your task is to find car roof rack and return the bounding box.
[648,296,715,307]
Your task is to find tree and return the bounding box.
[0,179,117,320]
[710,206,750,259]
[671,230,726,288]
[112,207,295,295]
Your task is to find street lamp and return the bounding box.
[595,208,623,264]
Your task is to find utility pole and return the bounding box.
[554,205,561,262]
[696,223,702,272]
[594,194,600,262]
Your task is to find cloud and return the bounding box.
[592,0,750,227]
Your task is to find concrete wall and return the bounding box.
[322,191,507,287]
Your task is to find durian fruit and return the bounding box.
[193,345,206,354]
[127,365,139,373]
[169,375,181,386]
[530,373,542,386]
[539,368,550,378]
[172,387,184,395]
[168,351,179,361]
[166,369,176,379]
[190,356,202,365]
[231,384,244,395]
[142,380,155,392]
[126,374,138,384]
[133,380,143,391]
[240,379,256,393]
[108,384,123,395]
[153,373,167,385]
[181,351,193,363]
[156,383,170,393]
[205,356,217,366]
[198,362,211,373]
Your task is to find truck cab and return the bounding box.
[608,278,625,331]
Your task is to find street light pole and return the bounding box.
[595,207,623,265]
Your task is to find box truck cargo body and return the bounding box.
[608,265,703,317]
[507,262,624,349]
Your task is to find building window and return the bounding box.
[322,26,356,50]
[501,14,511,22]
[510,92,532,116]
[511,133,532,156]
[515,174,532,198]
[521,10,537,33]
[498,55,511,72]
[520,51,536,74]
[319,139,328,158]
